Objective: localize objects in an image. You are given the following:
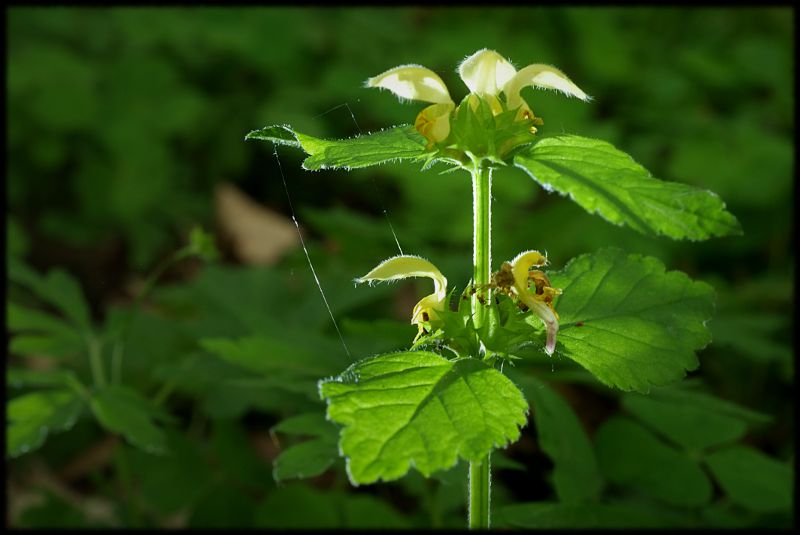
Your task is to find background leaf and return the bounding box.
[594,416,712,507]
[620,388,766,451]
[89,386,167,454]
[514,374,602,503]
[273,438,338,482]
[494,502,669,528]
[7,389,84,457]
[703,446,793,513]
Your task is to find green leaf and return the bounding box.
[653,386,772,425]
[494,502,669,529]
[271,412,341,481]
[7,389,84,457]
[319,351,528,484]
[514,135,742,240]
[273,437,338,482]
[253,485,338,528]
[7,302,82,341]
[271,412,337,438]
[200,335,347,377]
[621,390,751,451]
[595,417,712,507]
[89,386,167,454]
[7,302,86,358]
[8,259,92,331]
[550,248,714,392]
[254,485,409,529]
[210,420,272,490]
[704,446,792,513]
[7,368,84,392]
[515,374,602,503]
[245,124,429,170]
[124,431,211,515]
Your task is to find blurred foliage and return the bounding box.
[6,6,793,529]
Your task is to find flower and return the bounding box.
[355,255,448,340]
[494,250,562,356]
[366,49,590,147]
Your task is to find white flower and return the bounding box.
[366,49,590,146]
[355,255,448,340]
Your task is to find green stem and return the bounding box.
[469,453,491,529]
[469,162,492,529]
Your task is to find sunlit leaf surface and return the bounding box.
[515,135,742,240]
[320,351,528,484]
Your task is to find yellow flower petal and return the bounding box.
[458,49,517,96]
[414,102,455,146]
[504,64,591,111]
[508,250,560,356]
[510,250,548,291]
[366,64,453,105]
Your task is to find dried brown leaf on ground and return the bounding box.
[215,182,299,265]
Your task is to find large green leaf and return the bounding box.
[319,351,528,484]
[514,374,602,503]
[514,135,741,240]
[550,248,714,392]
[89,386,167,454]
[245,124,429,170]
[7,389,84,457]
[595,417,712,507]
[704,446,792,513]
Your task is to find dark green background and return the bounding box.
[7,7,794,528]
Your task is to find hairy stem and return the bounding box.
[468,162,492,529]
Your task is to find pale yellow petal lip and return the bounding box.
[356,255,447,300]
[509,250,548,290]
[508,249,559,356]
[356,255,448,337]
[458,49,517,96]
[504,63,591,110]
[366,64,453,105]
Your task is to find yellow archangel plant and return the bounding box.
[245,45,740,531]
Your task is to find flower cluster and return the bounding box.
[366,49,590,151]
[356,252,561,355]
